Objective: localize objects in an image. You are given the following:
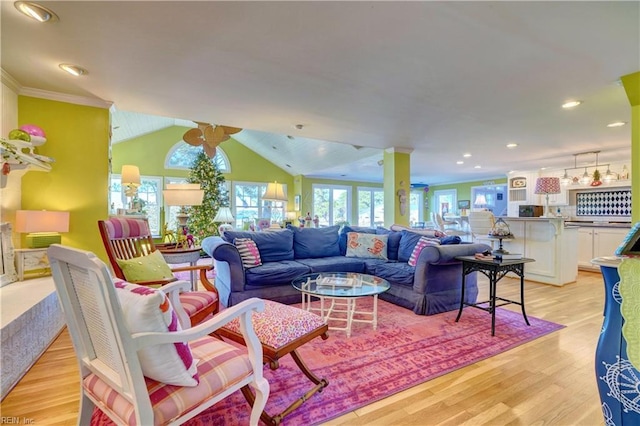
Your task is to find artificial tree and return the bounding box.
[186,150,229,243]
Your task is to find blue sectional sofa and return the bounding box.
[201,225,490,315]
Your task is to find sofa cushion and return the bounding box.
[338,225,377,255]
[295,256,366,273]
[244,260,310,287]
[234,238,262,269]
[345,233,388,260]
[398,230,430,263]
[289,225,340,259]
[371,262,415,287]
[222,229,294,262]
[409,236,441,267]
[362,258,392,275]
[376,228,402,260]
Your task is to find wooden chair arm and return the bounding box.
[170,264,218,294]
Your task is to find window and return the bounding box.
[233,182,286,228]
[165,143,230,172]
[357,187,384,228]
[110,175,163,236]
[433,189,457,217]
[312,184,351,226]
[409,190,424,226]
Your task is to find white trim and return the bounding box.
[18,86,112,109]
[1,69,21,94]
[384,147,413,154]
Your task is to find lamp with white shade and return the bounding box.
[534,177,561,217]
[121,165,140,211]
[15,210,70,248]
[473,194,487,210]
[163,183,204,232]
[213,207,235,236]
[261,182,288,227]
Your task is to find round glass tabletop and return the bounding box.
[292,272,390,298]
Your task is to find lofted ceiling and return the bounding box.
[2,1,638,185]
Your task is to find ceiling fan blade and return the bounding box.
[183,128,203,146]
[220,134,230,142]
[203,144,217,158]
[205,125,226,147]
[220,125,242,135]
[194,121,211,132]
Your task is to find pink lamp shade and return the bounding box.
[15,210,70,233]
[534,177,561,195]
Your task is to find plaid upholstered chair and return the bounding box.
[98,217,219,326]
[47,244,269,425]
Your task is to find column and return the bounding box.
[382,148,412,227]
[620,71,639,223]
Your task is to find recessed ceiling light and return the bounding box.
[474,165,481,169]
[463,153,472,158]
[59,63,88,76]
[506,143,518,148]
[295,124,304,130]
[456,161,464,165]
[607,121,627,128]
[562,100,582,109]
[15,1,58,22]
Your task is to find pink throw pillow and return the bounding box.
[408,236,440,267]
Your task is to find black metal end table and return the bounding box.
[455,255,535,336]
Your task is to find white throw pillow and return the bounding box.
[345,232,388,260]
[114,279,199,386]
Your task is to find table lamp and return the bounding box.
[121,165,140,210]
[262,181,288,226]
[474,194,487,210]
[213,206,235,235]
[534,177,561,217]
[15,210,70,248]
[163,183,204,226]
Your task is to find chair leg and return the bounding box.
[246,377,270,426]
[241,349,329,425]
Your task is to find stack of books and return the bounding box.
[494,253,522,260]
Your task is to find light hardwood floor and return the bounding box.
[2,270,607,425]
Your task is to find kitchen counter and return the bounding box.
[565,221,632,229]
[500,217,577,286]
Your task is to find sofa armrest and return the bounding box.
[413,243,491,293]
[201,237,246,304]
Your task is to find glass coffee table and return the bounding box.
[292,272,390,337]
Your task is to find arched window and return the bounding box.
[165,142,230,172]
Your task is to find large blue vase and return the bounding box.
[593,257,640,425]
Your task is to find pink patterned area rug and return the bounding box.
[92,298,563,425]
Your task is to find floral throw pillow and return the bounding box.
[345,232,388,260]
[408,236,441,267]
[114,279,199,386]
[234,238,262,268]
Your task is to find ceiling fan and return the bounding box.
[182,122,242,158]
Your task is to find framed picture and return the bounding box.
[457,200,470,210]
[510,177,527,188]
[294,194,301,211]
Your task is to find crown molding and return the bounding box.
[1,69,22,93]
[1,68,112,109]
[19,87,113,110]
[384,147,414,154]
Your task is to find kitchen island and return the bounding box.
[499,217,578,286]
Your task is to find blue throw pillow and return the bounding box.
[376,227,401,260]
[338,225,377,255]
[288,225,340,259]
[440,235,462,245]
[398,230,426,263]
[222,229,294,262]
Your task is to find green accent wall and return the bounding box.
[621,71,639,223]
[112,126,294,209]
[382,150,411,227]
[19,96,110,259]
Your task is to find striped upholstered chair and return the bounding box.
[98,217,219,326]
[47,244,268,426]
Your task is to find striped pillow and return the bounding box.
[234,238,262,268]
[408,236,440,267]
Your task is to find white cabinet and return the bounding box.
[577,227,628,271]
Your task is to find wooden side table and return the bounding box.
[157,246,202,290]
[14,248,51,281]
[454,255,535,336]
